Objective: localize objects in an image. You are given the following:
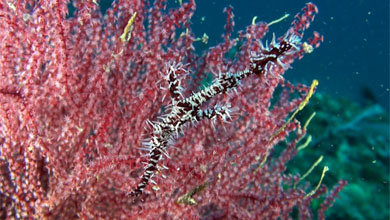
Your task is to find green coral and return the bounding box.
[289,93,389,220]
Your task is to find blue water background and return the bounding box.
[189,0,389,109]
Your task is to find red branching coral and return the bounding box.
[0,0,344,219]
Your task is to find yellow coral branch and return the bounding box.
[305,166,329,198]
[120,12,137,43]
[176,181,208,205]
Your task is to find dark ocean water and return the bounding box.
[190,0,389,109]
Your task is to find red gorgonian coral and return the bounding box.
[0,0,345,219]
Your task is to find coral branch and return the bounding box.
[0,1,344,219]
